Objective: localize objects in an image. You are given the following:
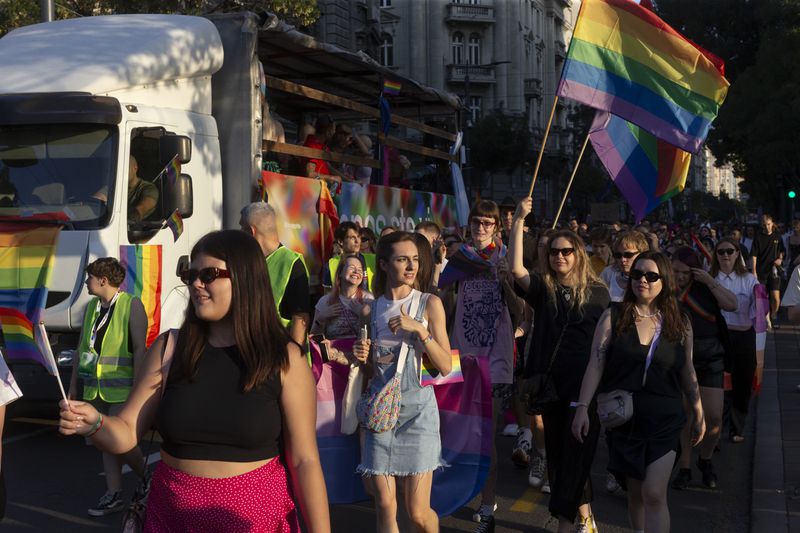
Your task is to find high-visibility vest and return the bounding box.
[266,246,309,327]
[328,253,375,292]
[78,292,134,403]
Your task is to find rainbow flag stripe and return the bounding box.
[0,226,60,290]
[589,112,689,221]
[0,307,40,364]
[165,155,181,185]
[119,245,162,347]
[420,350,464,387]
[166,210,184,242]
[383,80,401,96]
[558,0,729,154]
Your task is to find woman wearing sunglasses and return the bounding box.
[511,198,610,533]
[572,251,705,533]
[600,231,650,302]
[59,230,330,532]
[670,247,737,490]
[711,237,758,444]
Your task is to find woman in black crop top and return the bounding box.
[572,252,705,533]
[59,230,330,533]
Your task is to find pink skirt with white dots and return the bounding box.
[143,457,301,532]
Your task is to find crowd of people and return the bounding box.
[0,194,791,532]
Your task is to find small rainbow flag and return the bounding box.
[165,209,183,242]
[383,79,401,96]
[0,308,42,368]
[420,350,464,386]
[119,245,162,347]
[155,154,181,186]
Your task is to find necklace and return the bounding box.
[634,306,660,319]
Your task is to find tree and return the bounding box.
[0,0,320,36]
[468,111,531,175]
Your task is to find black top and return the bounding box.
[750,230,785,279]
[600,308,685,398]
[678,282,719,339]
[502,231,537,271]
[517,274,610,401]
[279,256,311,322]
[158,344,283,462]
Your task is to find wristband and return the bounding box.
[86,414,104,437]
[570,401,588,409]
[422,334,433,345]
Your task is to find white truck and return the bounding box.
[0,13,462,401]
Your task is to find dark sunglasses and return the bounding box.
[549,247,575,257]
[180,267,231,285]
[630,269,661,283]
[613,251,639,259]
[716,248,737,256]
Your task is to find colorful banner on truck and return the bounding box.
[119,245,162,347]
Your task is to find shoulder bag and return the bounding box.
[520,321,568,415]
[121,329,177,533]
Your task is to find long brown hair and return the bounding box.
[617,251,687,343]
[542,230,601,314]
[412,232,435,294]
[175,230,290,391]
[710,237,748,277]
[373,231,417,296]
[330,253,368,302]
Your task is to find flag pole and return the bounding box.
[528,95,559,197]
[552,130,591,230]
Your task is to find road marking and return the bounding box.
[510,487,544,513]
[99,451,161,476]
[9,502,105,528]
[2,427,53,445]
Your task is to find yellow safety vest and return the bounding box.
[266,246,309,327]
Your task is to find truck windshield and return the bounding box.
[0,124,117,229]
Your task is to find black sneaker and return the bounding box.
[473,514,495,533]
[697,458,718,489]
[88,491,124,517]
[671,468,691,490]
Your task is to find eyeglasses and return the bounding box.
[613,251,639,259]
[470,218,496,228]
[549,247,575,257]
[630,269,661,283]
[716,248,737,256]
[180,267,231,285]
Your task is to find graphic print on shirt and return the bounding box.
[460,277,503,347]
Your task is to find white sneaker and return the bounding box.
[605,472,620,493]
[528,453,546,488]
[472,503,497,523]
[502,423,519,436]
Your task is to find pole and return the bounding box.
[552,130,591,229]
[528,95,559,197]
[39,0,54,22]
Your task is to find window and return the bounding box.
[468,34,481,65]
[451,32,464,65]
[469,96,482,123]
[380,33,394,66]
[380,0,391,6]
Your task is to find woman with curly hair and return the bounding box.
[510,198,610,533]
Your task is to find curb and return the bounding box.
[750,333,789,533]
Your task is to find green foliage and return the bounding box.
[0,0,320,36]
[468,111,531,174]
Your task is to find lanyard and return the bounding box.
[89,291,121,352]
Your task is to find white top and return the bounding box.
[0,355,23,407]
[600,265,627,302]
[0,15,223,94]
[781,265,800,308]
[716,271,758,328]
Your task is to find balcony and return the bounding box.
[555,41,567,59]
[446,64,496,84]
[524,78,542,97]
[446,3,495,25]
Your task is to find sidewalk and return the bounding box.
[751,324,799,532]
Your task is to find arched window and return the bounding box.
[451,32,464,65]
[380,33,394,67]
[468,34,481,65]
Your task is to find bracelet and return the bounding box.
[422,334,433,345]
[86,414,104,437]
[570,401,589,409]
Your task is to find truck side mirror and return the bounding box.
[159,135,191,166]
[162,173,193,219]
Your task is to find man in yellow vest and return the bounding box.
[240,202,310,345]
[67,258,148,517]
[322,221,376,293]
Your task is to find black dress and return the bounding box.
[601,310,687,484]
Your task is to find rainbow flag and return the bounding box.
[383,79,401,96]
[317,180,339,262]
[165,209,183,242]
[155,154,181,186]
[420,350,464,386]
[557,0,729,154]
[0,225,60,369]
[119,245,162,347]
[589,111,690,222]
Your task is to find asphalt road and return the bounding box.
[2,399,753,532]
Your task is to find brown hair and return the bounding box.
[373,231,418,296]
[616,251,688,343]
[671,246,702,270]
[85,258,126,287]
[469,200,501,231]
[542,230,600,314]
[174,230,290,392]
[614,230,650,253]
[412,232,435,294]
[330,253,368,302]
[710,237,748,277]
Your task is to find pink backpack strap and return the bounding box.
[160,329,178,399]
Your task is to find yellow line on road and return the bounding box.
[510,487,544,513]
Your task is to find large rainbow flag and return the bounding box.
[589,111,690,222]
[0,224,60,372]
[119,245,162,347]
[557,0,729,154]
